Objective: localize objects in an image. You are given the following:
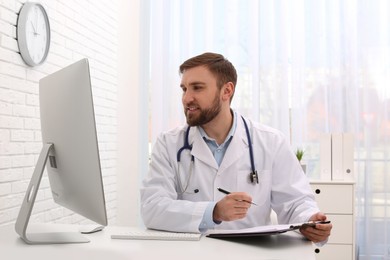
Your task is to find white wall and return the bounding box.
[116,0,141,226]
[0,0,119,226]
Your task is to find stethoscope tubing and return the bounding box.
[176,123,194,162]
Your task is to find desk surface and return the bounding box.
[1,224,315,260]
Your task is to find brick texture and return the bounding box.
[0,0,118,226]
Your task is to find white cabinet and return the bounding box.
[310,181,355,260]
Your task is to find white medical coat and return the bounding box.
[140,113,319,233]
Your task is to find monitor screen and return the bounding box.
[15,59,107,244]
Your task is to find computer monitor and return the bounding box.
[15,59,108,244]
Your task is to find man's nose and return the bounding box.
[182,90,194,103]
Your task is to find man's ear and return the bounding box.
[221,82,235,101]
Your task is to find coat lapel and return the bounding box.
[189,127,219,170]
[219,117,249,173]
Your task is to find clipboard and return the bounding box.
[206,221,330,238]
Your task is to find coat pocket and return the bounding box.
[236,169,271,206]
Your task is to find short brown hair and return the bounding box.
[179,52,237,89]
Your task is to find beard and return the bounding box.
[184,93,222,126]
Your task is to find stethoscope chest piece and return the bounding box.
[250,170,259,184]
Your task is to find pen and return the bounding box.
[289,220,331,230]
[217,187,258,206]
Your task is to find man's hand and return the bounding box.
[300,212,332,243]
[213,192,252,222]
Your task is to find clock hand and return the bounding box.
[34,10,42,36]
[30,21,41,36]
[30,21,37,34]
[33,7,40,36]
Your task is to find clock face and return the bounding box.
[17,3,51,67]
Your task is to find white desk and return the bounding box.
[0,224,315,260]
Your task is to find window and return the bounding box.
[140,1,390,257]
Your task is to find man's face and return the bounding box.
[180,66,222,126]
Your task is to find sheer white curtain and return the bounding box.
[140,1,390,258]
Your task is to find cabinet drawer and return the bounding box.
[326,214,353,244]
[313,244,353,260]
[311,184,353,214]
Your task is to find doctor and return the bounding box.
[140,52,332,243]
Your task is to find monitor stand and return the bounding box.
[15,143,90,244]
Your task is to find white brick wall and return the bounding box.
[0,0,118,226]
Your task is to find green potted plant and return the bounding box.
[295,148,306,173]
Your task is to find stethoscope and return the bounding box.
[176,116,258,194]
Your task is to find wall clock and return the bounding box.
[17,2,51,67]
